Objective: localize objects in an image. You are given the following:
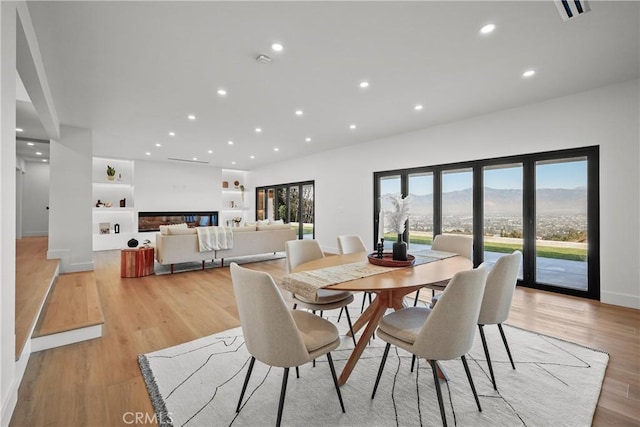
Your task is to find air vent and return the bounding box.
[256,54,272,64]
[167,157,209,164]
[554,0,590,21]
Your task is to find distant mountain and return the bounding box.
[408,187,587,215]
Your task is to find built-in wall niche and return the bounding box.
[92,157,136,250]
[221,169,250,226]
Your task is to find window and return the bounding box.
[255,181,315,240]
[374,146,599,300]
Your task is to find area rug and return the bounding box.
[138,302,608,427]
[154,252,286,275]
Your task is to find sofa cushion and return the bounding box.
[168,227,197,235]
[234,225,256,232]
[159,223,188,235]
[257,223,292,231]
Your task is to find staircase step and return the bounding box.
[32,271,104,351]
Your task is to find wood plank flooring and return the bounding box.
[15,237,60,358]
[10,241,640,426]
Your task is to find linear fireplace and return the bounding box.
[138,211,219,232]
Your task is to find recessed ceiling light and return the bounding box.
[193,157,198,161]
[359,81,370,89]
[155,143,161,147]
[295,110,303,116]
[255,127,262,133]
[232,161,236,165]
[169,132,175,136]
[414,104,424,111]
[145,152,151,156]
[250,155,255,159]
[305,137,311,142]
[16,128,23,132]
[480,24,496,34]
[188,114,196,120]
[271,43,283,52]
[35,152,42,156]
[274,147,279,152]
[228,140,234,145]
[522,69,536,78]
[27,142,34,146]
[208,150,213,154]
[42,159,48,163]
[217,89,227,96]
[349,124,357,130]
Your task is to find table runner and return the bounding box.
[281,249,455,301]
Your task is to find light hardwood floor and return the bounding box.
[10,241,640,426]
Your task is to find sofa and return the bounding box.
[154,222,296,273]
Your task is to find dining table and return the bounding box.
[286,250,473,385]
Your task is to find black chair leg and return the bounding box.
[498,324,516,369]
[344,306,357,347]
[372,343,391,399]
[478,325,497,390]
[429,359,448,427]
[413,289,421,306]
[276,367,290,427]
[360,293,367,313]
[327,353,345,413]
[236,356,256,413]
[295,366,300,378]
[337,307,343,322]
[461,355,482,412]
[292,303,297,310]
[411,355,416,372]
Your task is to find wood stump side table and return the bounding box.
[121,247,155,278]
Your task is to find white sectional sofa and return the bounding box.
[154,222,296,273]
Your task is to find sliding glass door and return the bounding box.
[374,146,599,300]
[255,181,315,240]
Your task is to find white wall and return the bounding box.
[135,160,223,212]
[252,80,640,309]
[21,161,49,236]
[48,125,93,272]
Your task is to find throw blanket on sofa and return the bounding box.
[196,226,233,252]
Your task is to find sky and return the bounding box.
[380,159,587,195]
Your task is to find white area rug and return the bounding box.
[139,301,608,427]
[154,252,286,275]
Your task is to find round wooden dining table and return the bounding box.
[291,251,472,385]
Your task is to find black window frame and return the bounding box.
[255,180,315,240]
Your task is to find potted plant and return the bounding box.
[106,165,116,181]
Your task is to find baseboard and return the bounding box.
[31,324,103,353]
[64,261,95,273]
[1,340,32,427]
[601,291,640,309]
[46,249,93,273]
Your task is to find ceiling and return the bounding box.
[17,1,639,170]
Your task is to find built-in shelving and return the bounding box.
[221,169,250,226]
[92,158,136,251]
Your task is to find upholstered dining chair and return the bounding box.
[414,234,474,306]
[336,235,373,313]
[372,267,489,427]
[285,239,357,346]
[477,250,522,390]
[230,263,345,427]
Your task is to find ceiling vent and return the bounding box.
[554,0,590,21]
[167,157,209,164]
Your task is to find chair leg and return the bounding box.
[413,289,421,306]
[478,325,497,390]
[337,307,343,322]
[295,366,299,378]
[292,303,297,310]
[236,356,256,413]
[429,359,448,427]
[327,353,345,413]
[276,367,290,427]
[461,355,482,412]
[360,293,367,313]
[498,324,516,370]
[371,343,391,399]
[343,306,357,347]
[411,355,416,372]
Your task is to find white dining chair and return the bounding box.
[230,263,345,426]
[477,250,522,390]
[337,235,373,313]
[286,239,356,346]
[371,266,489,427]
[414,234,473,306]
